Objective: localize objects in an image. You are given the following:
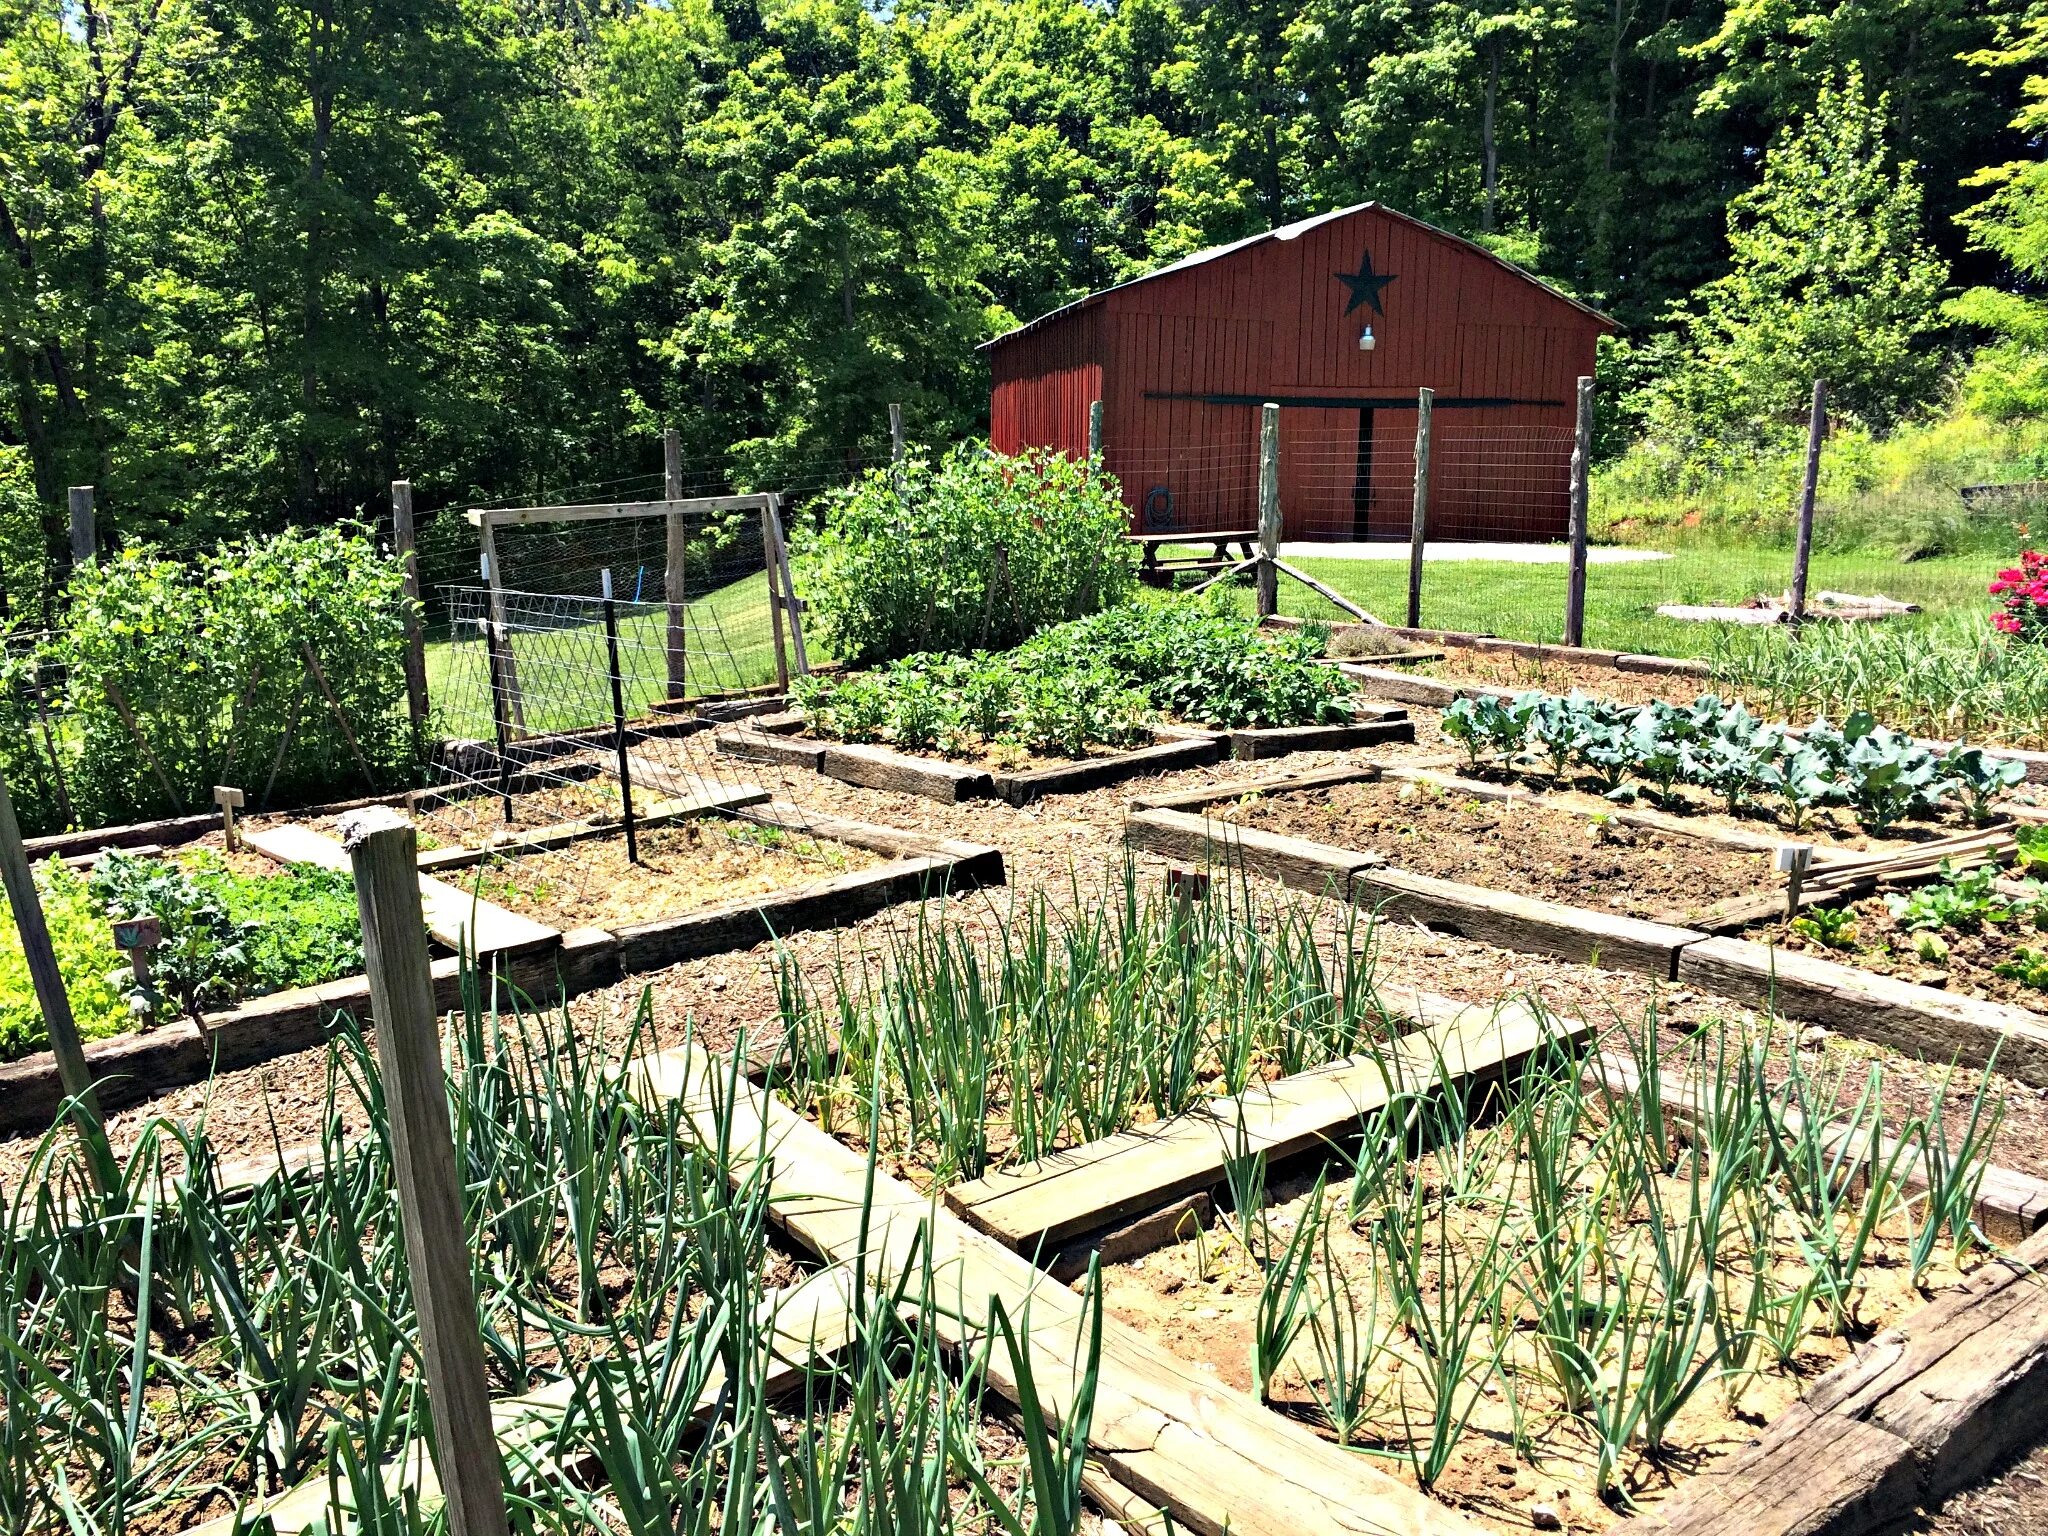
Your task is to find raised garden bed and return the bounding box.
[1125,764,2048,1085]
[0,784,1002,1138]
[720,711,1413,806]
[1209,770,1780,927]
[747,882,2048,1535]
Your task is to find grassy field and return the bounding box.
[1219,545,1996,657]
[424,570,801,736]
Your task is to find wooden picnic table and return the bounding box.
[1127,529,1260,585]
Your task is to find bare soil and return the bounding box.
[1217,775,1777,924]
[470,817,877,930]
[1099,1143,1977,1534]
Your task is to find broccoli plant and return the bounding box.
[1941,745,2026,826]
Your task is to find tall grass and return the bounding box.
[0,961,1098,1536]
[772,861,1392,1184]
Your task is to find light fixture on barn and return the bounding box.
[1358,326,1377,352]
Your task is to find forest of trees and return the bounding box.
[3,0,2048,590]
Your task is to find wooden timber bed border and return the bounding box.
[0,804,1003,1139]
[715,708,1416,807]
[667,999,2048,1536]
[1124,765,2048,1088]
[98,971,2048,1536]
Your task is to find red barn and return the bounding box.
[983,203,1614,542]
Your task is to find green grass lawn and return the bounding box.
[425,570,816,736]
[1202,544,1995,658]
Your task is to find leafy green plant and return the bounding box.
[0,857,130,1061]
[1790,904,1859,951]
[1996,947,2048,988]
[794,445,1137,664]
[1886,860,2017,933]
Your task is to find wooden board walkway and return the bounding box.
[246,823,558,955]
[947,993,1585,1254]
[628,1041,1488,1536]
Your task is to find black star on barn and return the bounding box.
[1336,249,1396,316]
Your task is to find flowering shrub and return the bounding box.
[1990,550,2048,642]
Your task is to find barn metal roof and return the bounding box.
[978,201,1614,350]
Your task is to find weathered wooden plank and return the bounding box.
[1803,1226,2048,1499]
[1128,763,1381,813]
[1621,1403,1920,1536]
[1354,864,1706,979]
[1591,1051,2048,1246]
[626,1042,1489,1536]
[992,736,1220,805]
[246,824,559,956]
[716,728,828,770]
[1124,806,1383,894]
[467,494,774,528]
[189,1267,857,1536]
[1222,717,1416,760]
[613,855,988,973]
[820,743,993,803]
[1677,936,2048,1087]
[948,995,1585,1253]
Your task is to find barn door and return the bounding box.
[1276,406,1359,540]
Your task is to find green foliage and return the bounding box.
[0,860,130,1063]
[0,446,45,633]
[1886,860,2047,933]
[1709,612,2048,750]
[22,526,417,834]
[1790,905,1858,951]
[1643,70,1949,462]
[794,599,1345,758]
[1995,946,2048,989]
[1459,690,2019,829]
[1016,601,1347,730]
[87,851,364,1025]
[795,446,1136,665]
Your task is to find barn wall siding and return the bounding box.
[986,204,1609,543]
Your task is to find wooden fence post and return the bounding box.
[664,428,688,700]
[1791,379,1826,622]
[1088,399,1104,461]
[68,486,95,569]
[1406,387,1433,629]
[1256,403,1281,618]
[0,767,113,1187]
[476,525,526,733]
[392,480,430,732]
[1563,376,1593,648]
[889,402,906,466]
[341,808,510,1536]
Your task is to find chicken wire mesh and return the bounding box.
[420,583,846,928]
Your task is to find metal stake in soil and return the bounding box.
[601,569,640,865]
[483,620,516,823]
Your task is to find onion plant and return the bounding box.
[775,860,1393,1183]
[0,955,1094,1536]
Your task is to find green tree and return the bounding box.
[1648,68,1948,452]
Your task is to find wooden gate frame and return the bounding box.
[462,492,810,731]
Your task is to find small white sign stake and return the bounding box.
[214,784,246,852]
[1776,842,1814,918]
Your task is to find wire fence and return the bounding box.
[421,584,840,923]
